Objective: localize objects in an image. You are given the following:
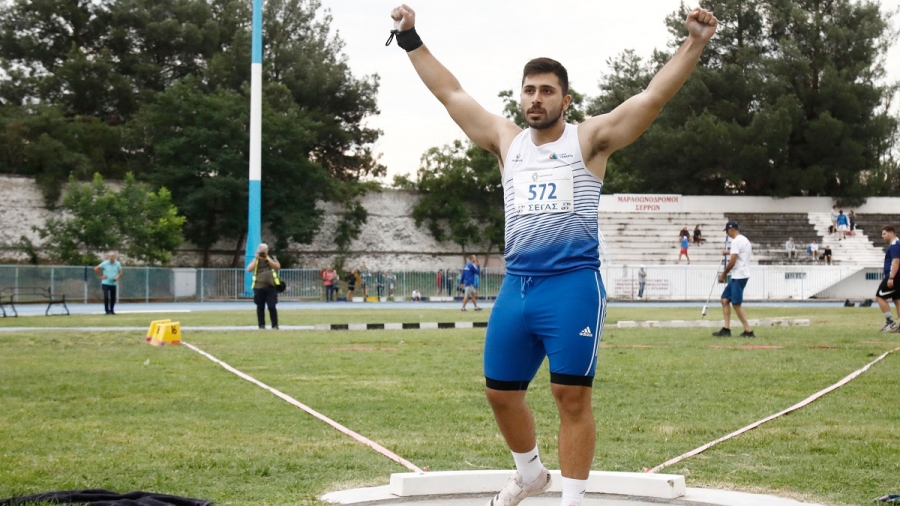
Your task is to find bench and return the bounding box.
[0,287,70,317]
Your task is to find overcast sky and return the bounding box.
[323,1,900,183]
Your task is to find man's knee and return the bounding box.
[485,385,527,410]
[550,384,593,420]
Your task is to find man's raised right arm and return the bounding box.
[390,5,517,157]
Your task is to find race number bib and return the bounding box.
[514,169,574,215]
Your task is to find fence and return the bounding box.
[0,266,505,303]
[0,264,883,303]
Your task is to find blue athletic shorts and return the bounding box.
[722,277,749,305]
[484,268,607,389]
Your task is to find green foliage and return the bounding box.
[587,0,899,197]
[0,104,129,205]
[0,0,382,263]
[406,140,504,255]
[32,173,185,265]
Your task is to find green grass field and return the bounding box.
[1,306,899,506]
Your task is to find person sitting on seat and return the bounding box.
[693,225,705,246]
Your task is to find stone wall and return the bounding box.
[0,175,504,270]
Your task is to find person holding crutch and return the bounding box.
[712,221,754,338]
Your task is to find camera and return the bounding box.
[259,252,267,259]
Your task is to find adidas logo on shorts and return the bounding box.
[579,327,593,337]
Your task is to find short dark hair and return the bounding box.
[883,225,896,234]
[522,58,569,96]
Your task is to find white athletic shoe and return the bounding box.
[880,322,898,332]
[485,468,552,506]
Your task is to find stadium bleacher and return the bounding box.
[598,211,889,266]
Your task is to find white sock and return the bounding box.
[511,446,543,483]
[560,477,587,505]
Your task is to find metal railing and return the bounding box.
[0,263,881,302]
[0,266,506,302]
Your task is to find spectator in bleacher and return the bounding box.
[875,225,900,332]
[712,221,754,338]
[807,240,819,260]
[679,226,690,240]
[849,210,857,234]
[94,251,123,315]
[693,225,705,246]
[831,205,840,236]
[837,210,850,241]
[677,233,691,264]
[784,237,796,260]
[822,245,833,265]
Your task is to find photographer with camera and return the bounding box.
[245,243,281,329]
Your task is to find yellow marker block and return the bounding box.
[365,296,380,303]
[150,322,181,346]
[146,319,172,342]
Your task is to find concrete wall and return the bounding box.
[4,175,899,270]
[0,175,50,260]
[0,175,503,270]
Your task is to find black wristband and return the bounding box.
[385,27,423,52]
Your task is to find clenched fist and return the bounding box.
[390,4,416,32]
[686,7,717,42]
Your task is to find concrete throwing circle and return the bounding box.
[322,489,825,506]
[321,471,826,506]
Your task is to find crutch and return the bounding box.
[702,235,730,317]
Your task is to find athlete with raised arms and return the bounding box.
[387,5,718,506]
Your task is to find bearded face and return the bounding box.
[520,73,570,130]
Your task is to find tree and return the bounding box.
[0,104,128,205]
[398,140,504,258]
[30,173,185,265]
[128,77,333,267]
[0,0,384,265]
[588,0,899,198]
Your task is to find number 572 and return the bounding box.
[528,183,557,201]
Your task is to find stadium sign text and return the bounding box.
[609,194,683,213]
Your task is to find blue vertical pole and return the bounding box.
[244,0,263,295]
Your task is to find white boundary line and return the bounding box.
[182,342,424,473]
[646,345,900,474]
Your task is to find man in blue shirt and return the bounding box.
[460,255,481,311]
[93,252,123,315]
[876,225,900,332]
[836,210,850,241]
[677,233,691,264]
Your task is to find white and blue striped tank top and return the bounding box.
[503,123,604,276]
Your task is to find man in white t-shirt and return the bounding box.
[808,240,819,260]
[784,237,796,260]
[712,221,754,338]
